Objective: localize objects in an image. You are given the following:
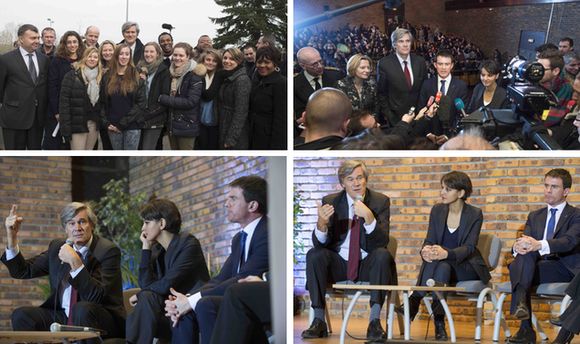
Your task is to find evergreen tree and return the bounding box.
[211,0,287,49]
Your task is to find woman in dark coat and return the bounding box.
[132,42,170,150]
[59,47,102,150]
[196,49,223,150]
[45,30,85,150]
[126,197,209,344]
[158,42,204,150]
[402,171,490,341]
[217,47,251,150]
[249,46,287,150]
[336,54,378,115]
[466,60,510,113]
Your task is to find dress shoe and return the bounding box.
[507,326,536,344]
[550,328,575,344]
[301,317,328,338]
[513,301,530,320]
[549,316,562,327]
[366,319,387,341]
[434,319,448,341]
[394,294,421,321]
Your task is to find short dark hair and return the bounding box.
[436,49,454,63]
[242,44,255,52]
[140,197,182,234]
[441,171,473,200]
[560,37,574,47]
[158,32,173,43]
[256,46,281,66]
[480,60,500,75]
[347,109,374,136]
[173,42,193,58]
[545,168,572,189]
[41,27,55,37]
[17,24,38,37]
[536,43,558,54]
[230,176,268,215]
[539,49,565,72]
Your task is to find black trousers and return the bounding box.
[3,125,43,150]
[126,290,171,344]
[306,246,394,310]
[12,302,123,344]
[508,252,575,314]
[171,310,200,344]
[209,282,271,344]
[560,272,580,334]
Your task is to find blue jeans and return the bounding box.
[109,129,141,150]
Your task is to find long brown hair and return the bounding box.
[106,43,138,96]
[56,31,85,60]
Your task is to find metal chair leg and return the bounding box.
[339,291,363,344]
[475,287,493,341]
[493,292,508,342]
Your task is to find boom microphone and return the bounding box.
[454,98,467,118]
[50,322,106,335]
[426,279,447,288]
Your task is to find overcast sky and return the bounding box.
[1,0,223,45]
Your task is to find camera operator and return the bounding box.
[537,50,573,105]
[547,72,580,149]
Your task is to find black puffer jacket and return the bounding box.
[128,63,170,129]
[58,68,102,139]
[159,63,205,137]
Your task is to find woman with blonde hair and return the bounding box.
[337,54,378,116]
[59,47,103,150]
[100,43,145,150]
[217,47,251,149]
[197,48,223,150]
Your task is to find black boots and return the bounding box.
[301,317,328,338]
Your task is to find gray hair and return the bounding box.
[338,160,369,184]
[60,202,97,229]
[563,51,580,65]
[121,21,140,34]
[391,28,413,48]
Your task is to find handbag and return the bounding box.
[200,100,217,126]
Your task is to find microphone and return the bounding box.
[454,98,467,118]
[426,279,447,288]
[60,239,74,265]
[50,322,106,335]
[434,91,442,104]
[406,106,416,116]
[426,96,435,108]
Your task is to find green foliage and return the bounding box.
[37,276,51,299]
[94,178,147,288]
[293,187,305,264]
[211,0,287,48]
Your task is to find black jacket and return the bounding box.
[466,83,510,113]
[48,56,76,119]
[99,72,146,130]
[129,63,170,129]
[59,68,102,138]
[249,71,287,150]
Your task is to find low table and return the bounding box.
[0,331,99,343]
[332,284,465,343]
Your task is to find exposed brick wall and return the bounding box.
[0,157,72,330]
[294,157,580,322]
[128,157,268,274]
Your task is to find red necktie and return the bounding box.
[67,286,78,325]
[403,61,412,89]
[347,215,361,281]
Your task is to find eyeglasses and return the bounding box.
[304,59,323,68]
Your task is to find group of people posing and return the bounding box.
[294,27,580,150]
[301,160,580,344]
[0,23,287,150]
[1,175,273,344]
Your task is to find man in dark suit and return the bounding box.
[165,176,269,344]
[418,49,469,138]
[294,47,342,121]
[0,24,48,150]
[119,21,144,65]
[302,160,395,341]
[507,169,580,344]
[376,28,426,127]
[1,202,125,342]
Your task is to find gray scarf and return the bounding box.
[169,59,195,95]
[82,67,99,106]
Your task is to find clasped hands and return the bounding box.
[513,235,541,255]
[317,200,374,232]
[421,245,448,263]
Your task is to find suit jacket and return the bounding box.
[418,76,469,130]
[293,68,342,119]
[523,203,580,274]
[0,49,49,129]
[0,235,125,321]
[139,232,210,296]
[193,216,269,297]
[376,53,426,126]
[466,83,510,114]
[311,188,390,254]
[418,203,491,284]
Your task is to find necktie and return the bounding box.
[67,250,83,325]
[347,208,361,281]
[238,231,248,273]
[313,77,322,90]
[440,79,446,95]
[27,53,37,84]
[546,208,558,240]
[403,61,412,89]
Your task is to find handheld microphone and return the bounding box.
[406,106,416,116]
[426,96,435,108]
[50,322,106,335]
[435,91,442,104]
[60,239,74,265]
[454,98,467,118]
[426,279,447,288]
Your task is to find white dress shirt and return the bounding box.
[396,53,414,86]
[19,46,39,78]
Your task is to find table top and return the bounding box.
[0,331,99,343]
[332,284,465,292]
